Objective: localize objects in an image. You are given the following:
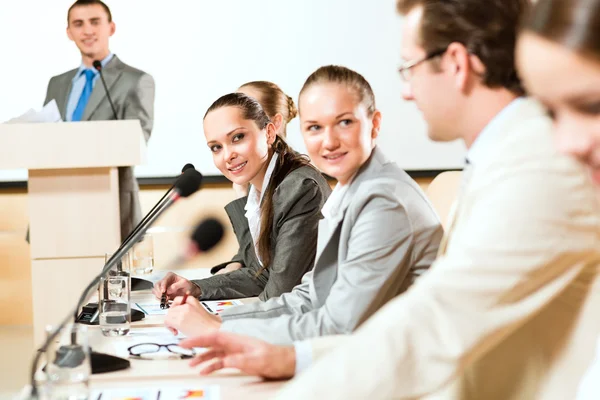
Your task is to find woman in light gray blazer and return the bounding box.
[154,92,331,301]
[164,66,443,345]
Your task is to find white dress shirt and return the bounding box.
[244,153,279,265]
[466,97,525,165]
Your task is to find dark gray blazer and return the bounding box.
[193,164,331,301]
[44,55,155,240]
[218,147,444,345]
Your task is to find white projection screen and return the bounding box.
[0,0,465,182]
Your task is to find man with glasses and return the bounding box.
[177,0,600,398]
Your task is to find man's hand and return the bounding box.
[179,331,296,380]
[164,296,221,337]
[153,272,201,300]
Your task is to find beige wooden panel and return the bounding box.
[0,120,146,170]
[29,168,120,259]
[0,189,28,233]
[0,234,31,326]
[31,257,104,346]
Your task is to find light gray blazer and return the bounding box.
[44,55,155,240]
[192,165,331,301]
[219,146,443,345]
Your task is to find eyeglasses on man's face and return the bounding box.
[398,48,448,82]
[127,343,196,359]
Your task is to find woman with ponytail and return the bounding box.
[154,92,331,301]
[230,82,298,198]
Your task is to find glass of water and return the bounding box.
[43,323,91,400]
[99,252,131,336]
[132,233,154,275]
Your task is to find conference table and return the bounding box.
[26,268,289,400]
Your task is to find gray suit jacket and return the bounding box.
[192,165,331,301]
[219,147,443,345]
[44,55,155,240]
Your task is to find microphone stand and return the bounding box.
[93,60,118,120]
[75,190,174,324]
[116,166,195,290]
[28,190,183,399]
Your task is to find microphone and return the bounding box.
[92,60,118,120]
[121,163,203,246]
[28,169,205,399]
[181,163,195,173]
[120,164,200,250]
[162,218,224,270]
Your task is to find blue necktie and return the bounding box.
[71,69,96,121]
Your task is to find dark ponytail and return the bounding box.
[204,92,314,275]
[256,135,312,274]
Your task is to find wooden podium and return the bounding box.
[0,120,146,344]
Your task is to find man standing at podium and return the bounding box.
[44,0,155,240]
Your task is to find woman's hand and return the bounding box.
[164,295,222,337]
[153,272,201,300]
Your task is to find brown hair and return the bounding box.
[299,65,376,116]
[68,0,112,23]
[204,93,313,274]
[524,0,600,62]
[396,0,530,96]
[238,81,298,138]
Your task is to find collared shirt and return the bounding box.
[244,153,279,265]
[320,182,349,220]
[65,53,114,121]
[466,97,526,165]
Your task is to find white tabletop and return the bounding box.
[19,268,285,400]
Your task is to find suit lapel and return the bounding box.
[311,182,355,304]
[82,56,125,121]
[56,71,77,120]
[313,148,384,267]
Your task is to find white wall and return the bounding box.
[0,0,465,182]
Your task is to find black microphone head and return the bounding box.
[174,168,203,197]
[191,218,224,252]
[181,163,195,173]
[92,60,103,71]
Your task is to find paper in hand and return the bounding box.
[5,99,62,123]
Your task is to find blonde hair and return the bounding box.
[238,81,298,138]
[299,65,376,116]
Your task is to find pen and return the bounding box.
[160,291,168,309]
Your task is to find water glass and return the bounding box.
[98,253,131,336]
[132,233,154,275]
[43,323,91,400]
